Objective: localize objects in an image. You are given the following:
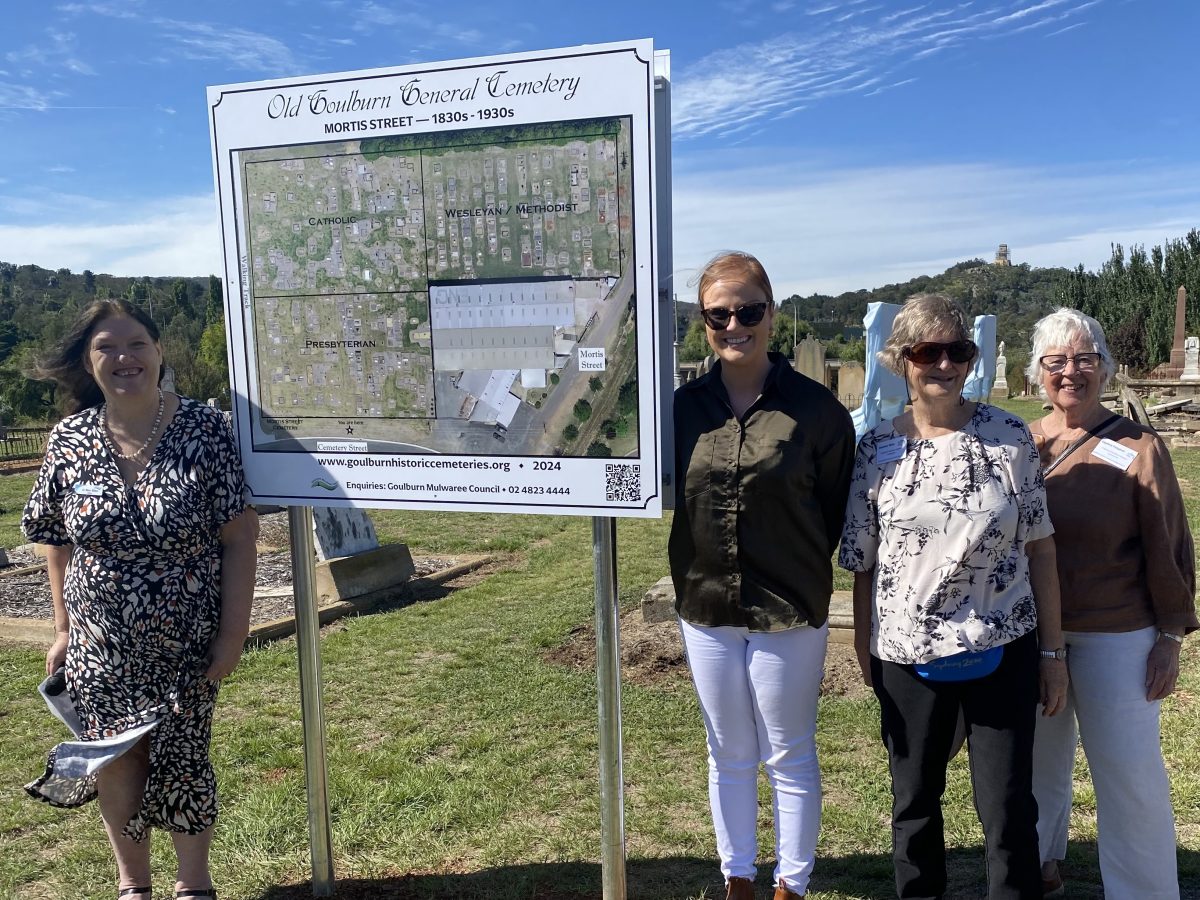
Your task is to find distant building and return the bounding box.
[994,243,1012,266]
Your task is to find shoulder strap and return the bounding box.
[1043,413,1122,476]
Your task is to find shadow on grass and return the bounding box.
[252,843,1200,900]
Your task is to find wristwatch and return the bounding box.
[1039,647,1067,660]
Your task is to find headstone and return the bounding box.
[1182,336,1200,383]
[838,362,865,409]
[312,506,380,561]
[160,366,176,394]
[992,341,1010,398]
[794,335,825,384]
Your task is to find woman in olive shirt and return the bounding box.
[669,251,855,900]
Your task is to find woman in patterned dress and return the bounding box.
[22,299,258,900]
[838,293,1068,899]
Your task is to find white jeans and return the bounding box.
[1032,626,1179,900]
[679,618,827,892]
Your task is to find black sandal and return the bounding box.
[176,891,217,899]
[118,890,151,899]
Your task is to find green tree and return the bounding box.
[588,376,603,392]
[678,319,710,362]
[585,440,612,457]
[563,423,579,441]
[573,398,592,422]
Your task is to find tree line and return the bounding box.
[0,264,229,425]
[3,227,1197,424]
[675,228,1200,387]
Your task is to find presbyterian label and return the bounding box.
[578,348,606,371]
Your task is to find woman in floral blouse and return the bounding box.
[839,293,1067,899]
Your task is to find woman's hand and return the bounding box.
[45,632,68,676]
[1039,658,1068,716]
[1145,635,1182,701]
[205,630,245,681]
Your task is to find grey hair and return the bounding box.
[878,293,972,376]
[1025,307,1115,385]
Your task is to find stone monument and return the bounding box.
[1171,287,1188,372]
[991,340,1009,398]
[1182,336,1200,383]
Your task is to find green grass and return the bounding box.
[2,446,1199,898]
[0,472,35,548]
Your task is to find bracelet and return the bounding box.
[1158,630,1184,644]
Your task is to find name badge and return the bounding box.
[876,436,907,464]
[73,483,105,496]
[1093,438,1137,471]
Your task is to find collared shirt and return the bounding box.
[668,353,856,631]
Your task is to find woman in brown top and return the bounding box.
[1026,308,1197,900]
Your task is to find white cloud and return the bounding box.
[673,1,1103,139]
[671,152,1200,297]
[0,194,220,276]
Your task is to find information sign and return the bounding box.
[209,40,661,515]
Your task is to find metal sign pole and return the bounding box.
[592,515,627,899]
[288,505,335,897]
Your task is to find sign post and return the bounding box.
[288,505,335,895]
[592,516,626,898]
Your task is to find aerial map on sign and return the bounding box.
[239,117,638,459]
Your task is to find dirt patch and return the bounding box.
[544,607,870,699]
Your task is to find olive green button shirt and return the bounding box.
[668,353,856,631]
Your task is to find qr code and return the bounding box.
[606,463,641,502]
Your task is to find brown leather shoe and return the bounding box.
[773,878,804,899]
[726,876,755,900]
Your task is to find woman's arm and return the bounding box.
[1026,535,1067,716]
[205,509,259,681]
[853,569,874,686]
[44,544,73,675]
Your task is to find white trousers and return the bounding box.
[679,619,827,892]
[1032,626,1179,900]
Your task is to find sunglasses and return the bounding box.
[700,302,769,330]
[1039,353,1101,374]
[902,340,977,365]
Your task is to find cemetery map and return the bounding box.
[238,117,638,458]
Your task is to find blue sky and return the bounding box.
[1,0,1197,297]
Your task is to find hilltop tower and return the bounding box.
[994,243,1012,266]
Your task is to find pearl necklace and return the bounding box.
[101,389,165,461]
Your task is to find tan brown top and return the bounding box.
[1030,416,1198,635]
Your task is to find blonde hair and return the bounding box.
[695,251,774,308]
[879,293,972,376]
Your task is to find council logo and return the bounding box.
[311,477,338,491]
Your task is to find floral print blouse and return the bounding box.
[839,403,1053,664]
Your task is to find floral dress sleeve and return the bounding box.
[839,430,881,573]
[22,423,72,546]
[1009,419,1053,544]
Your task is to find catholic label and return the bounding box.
[876,436,907,464]
[73,484,105,496]
[1093,438,1137,471]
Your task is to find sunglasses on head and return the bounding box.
[700,302,769,330]
[902,340,977,365]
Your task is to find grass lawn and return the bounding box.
[1,424,1198,898]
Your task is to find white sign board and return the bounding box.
[209,41,662,516]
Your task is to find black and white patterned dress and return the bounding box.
[22,397,248,841]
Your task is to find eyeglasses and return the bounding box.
[700,302,769,330]
[1039,353,1101,374]
[902,340,977,365]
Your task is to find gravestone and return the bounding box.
[1182,336,1200,383]
[838,362,865,409]
[991,341,1009,398]
[794,335,825,384]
